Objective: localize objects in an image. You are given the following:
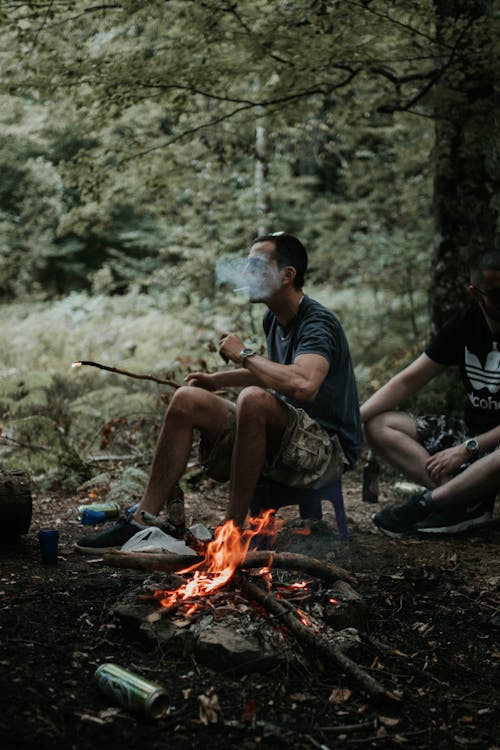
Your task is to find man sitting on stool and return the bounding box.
[76,232,362,553]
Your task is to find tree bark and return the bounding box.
[0,470,32,536]
[431,0,499,330]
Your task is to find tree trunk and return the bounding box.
[254,77,271,235]
[0,471,32,537]
[431,0,499,330]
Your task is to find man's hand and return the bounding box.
[184,372,217,390]
[425,445,468,485]
[218,332,245,364]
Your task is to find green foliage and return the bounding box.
[0,0,496,481]
[0,0,448,305]
[0,415,90,489]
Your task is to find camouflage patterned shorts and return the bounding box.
[199,399,344,488]
[414,415,470,455]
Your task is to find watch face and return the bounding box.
[465,438,479,452]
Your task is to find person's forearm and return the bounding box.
[240,355,318,402]
[360,378,413,423]
[474,424,500,453]
[360,355,444,423]
[211,368,261,389]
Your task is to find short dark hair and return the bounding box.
[469,251,500,283]
[254,232,308,289]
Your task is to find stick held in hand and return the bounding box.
[72,360,180,389]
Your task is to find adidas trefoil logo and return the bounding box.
[465,343,500,394]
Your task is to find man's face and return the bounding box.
[244,241,283,302]
[470,269,500,324]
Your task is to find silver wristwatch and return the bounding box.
[239,347,257,364]
[464,437,479,456]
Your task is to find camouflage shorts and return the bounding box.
[414,414,470,455]
[199,399,344,488]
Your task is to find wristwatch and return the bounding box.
[239,347,257,364]
[464,437,480,457]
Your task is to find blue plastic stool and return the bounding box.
[250,477,349,541]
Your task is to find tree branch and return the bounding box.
[236,572,398,704]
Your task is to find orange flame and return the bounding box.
[296,607,312,627]
[154,510,275,611]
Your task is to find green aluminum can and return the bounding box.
[93,663,168,719]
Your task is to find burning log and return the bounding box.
[105,515,394,702]
[236,573,398,705]
[103,549,356,585]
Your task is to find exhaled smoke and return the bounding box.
[215,257,248,292]
[215,256,281,302]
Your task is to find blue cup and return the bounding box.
[38,529,59,565]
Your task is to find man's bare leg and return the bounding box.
[431,449,500,509]
[132,386,231,524]
[364,411,436,488]
[226,387,289,527]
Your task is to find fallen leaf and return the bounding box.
[241,699,259,722]
[379,715,400,728]
[328,687,352,704]
[198,687,222,725]
[289,692,315,703]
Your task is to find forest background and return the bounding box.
[0,0,499,491]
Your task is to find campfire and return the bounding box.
[152,510,275,616]
[105,514,400,705]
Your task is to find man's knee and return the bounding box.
[236,386,283,426]
[168,385,220,420]
[236,386,271,416]
[364,411,417,446]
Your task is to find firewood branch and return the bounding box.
[236,573,398,704]
[102,550,356,585]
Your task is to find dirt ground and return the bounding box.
[0,470,499,750]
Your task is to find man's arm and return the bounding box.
[218,332,329,402]
[185,368,260,390]
[360,353,446,423]
[426,421,500,484]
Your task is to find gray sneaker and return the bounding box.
[416,499,494,534]
[372,492,433,538]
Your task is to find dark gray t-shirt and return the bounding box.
[263,295,362,465]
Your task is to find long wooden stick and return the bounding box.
[72,360,181,388]
[102,549,356,585]
[236,572,398,704]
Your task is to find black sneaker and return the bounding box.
[416,499,494,535]
[372,492,432,538]
[75,517,143,554]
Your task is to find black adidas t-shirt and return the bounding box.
[263,295,362,465]
[426,306,500,433]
